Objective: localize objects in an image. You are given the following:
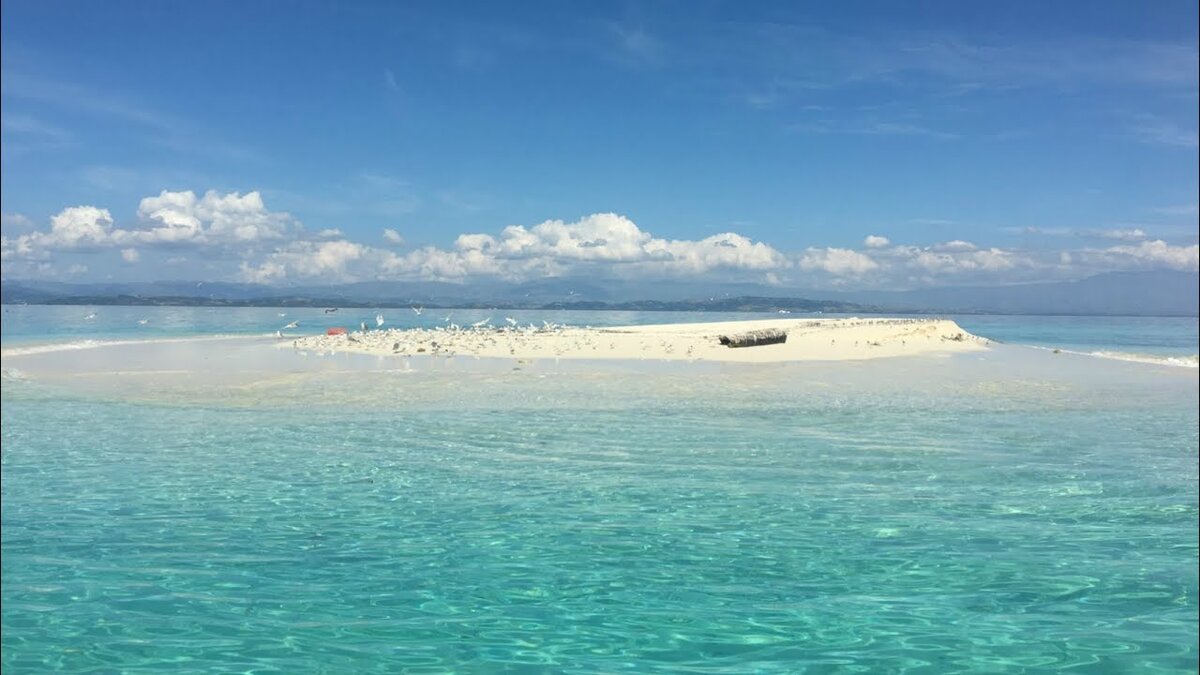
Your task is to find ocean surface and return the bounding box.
[2,305,1197,367]
[2,306,1197,673]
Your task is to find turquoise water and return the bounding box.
[2,309,1198,672]
[4,305,1196,361]
[954,315,1198,361]
[0,305,793,347]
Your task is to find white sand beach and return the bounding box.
[289,317,989,363]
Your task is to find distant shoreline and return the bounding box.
[1,297,1195,318]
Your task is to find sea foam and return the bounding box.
[0,334,269,358]
[1030,345,1199,369]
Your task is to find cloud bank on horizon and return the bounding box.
[2,189,1195,289]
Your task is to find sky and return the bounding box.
[2,0,1197,290]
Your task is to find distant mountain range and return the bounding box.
[2,270,1196,316]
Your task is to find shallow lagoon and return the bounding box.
[2,311,1197,673]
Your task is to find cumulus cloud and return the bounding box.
[133,190,296,246]
[0,237,21,261]
[42,206,117,250]
[1090,239,1199,271]
[798,247,879,276]
[909,247,1019,274]
[444,213,786,273]
[431,213,787,277]
[1094,227,1147,241]
[794,241,1031,282]
[2,190,299,262]
[2,206,114,260]
[240,240,374,283]
[5,190,1197,287]
[240,213,788,283]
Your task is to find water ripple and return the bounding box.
[3,382,1197,672]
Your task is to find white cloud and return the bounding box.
[242,213,788,283]
[931,239,978,252]
[42,206,117,250]
[1094,228,1147,241]
[1,213,35,234]
[6,189,1196,288]
[3,190,299,261]
[443,213,785,275]
[798,247,879,276]
[909,247,1019,274]
[835,242,1038,284]
[382,228,406,245]
[240,240,375,284]
[1091,239,1199,271]
[134,190,295,246]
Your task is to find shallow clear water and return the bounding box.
[953,315,1198,361]
[0,305,795,347]
[2,309,1197,672]
[4,306,1197,361]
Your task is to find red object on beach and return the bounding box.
[326,327,348,335]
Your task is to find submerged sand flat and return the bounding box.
[290,317,989,363]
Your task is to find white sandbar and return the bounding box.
[290,317,988,363]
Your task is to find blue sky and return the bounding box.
[2,0,1197,288]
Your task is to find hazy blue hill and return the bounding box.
[2,271,1196,316]
[825,271,1199,316]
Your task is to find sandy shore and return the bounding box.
[289,317,989,363]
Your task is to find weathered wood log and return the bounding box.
[718,328,788,348]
